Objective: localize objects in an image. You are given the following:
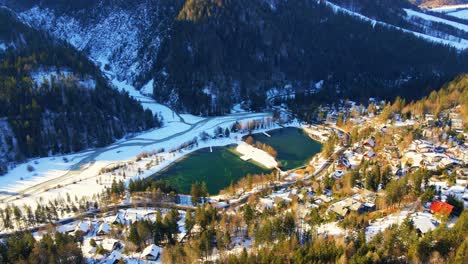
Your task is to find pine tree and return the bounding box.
[128,223,141,249]
[201,181,209,202]
[191,182,201,205]
[185,210,195,237]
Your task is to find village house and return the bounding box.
[363,138,376,149]
[429,200,454,216]
[449,112,464,131]
[105,250,122,264]
[364,150,376,159]
[97,222,111,236]
[416,143,433,154]
[141,244,161,261]
[101,239,124,252]
[424,114,435,126]
[411,212,439,235]
[74,220,92,235]
[328,197,375,218]
[111,213,125,225]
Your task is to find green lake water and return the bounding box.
[153,128,321,194]
[250,127,322,170]
[152,146,270,195]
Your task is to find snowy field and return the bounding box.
[428,5,468,20]
[430,4,468,13]
[404,9,468,32]
[324,1,468,50]
[365,210,410,241]
[0,73,272,210]
[447,9,468,20]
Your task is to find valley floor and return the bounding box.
[0,80,272,211]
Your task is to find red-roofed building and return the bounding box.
[336,163,348,171]
[429,201,454,215]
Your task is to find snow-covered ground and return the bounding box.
[404,8,468,32]
[0,51,274,210]
[111,78,182,124]
[448,9,468,20]
[31,69,96,89]
[324,1,468,50]
[316,222,345,237]
[429,5,468,13]
[0,151,92,199]
[427,5,468,20]
[0,41,8,51]
[236,142,278,169]
[140,79,154,95]
[365,209,411,241]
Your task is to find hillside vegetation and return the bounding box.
[0,8,159,174]
[153,0,468,114]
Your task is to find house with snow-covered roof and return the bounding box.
[328,198,371,218]
[364,150,376,159]
[363,138,375,148]
[141,244,161,261]
[411,212,438,235]
[104,250,122,264]
[111,213,126,225]
[97,222,111,236]
[101,239,123,252]
[74,220,92,235]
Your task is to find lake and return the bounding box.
[151,146,270,195]
[152,127,321,194]
[250,127,322,170]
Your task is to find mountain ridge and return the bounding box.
[5,0,467,116]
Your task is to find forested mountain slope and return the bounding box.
[155,0,468,114]
[2,0,466,116]
[1,0,185,86]
[0,8,159,174]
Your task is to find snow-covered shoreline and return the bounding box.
[236,141,278,169]
[0,69,277,210]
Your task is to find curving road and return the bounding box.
[1,111,272,203]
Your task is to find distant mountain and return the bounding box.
[0,7,160,174]
[2,0,468,117]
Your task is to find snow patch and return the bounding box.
[324,1,468,50]
[236,141,278,169]
[429,5,468,13]
[447,9,468,20]
[31,69,96,90]
[141,79,154,96]
[405,9,468,33]
[316,222,345,237]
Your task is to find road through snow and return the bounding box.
[0,79,272,205]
